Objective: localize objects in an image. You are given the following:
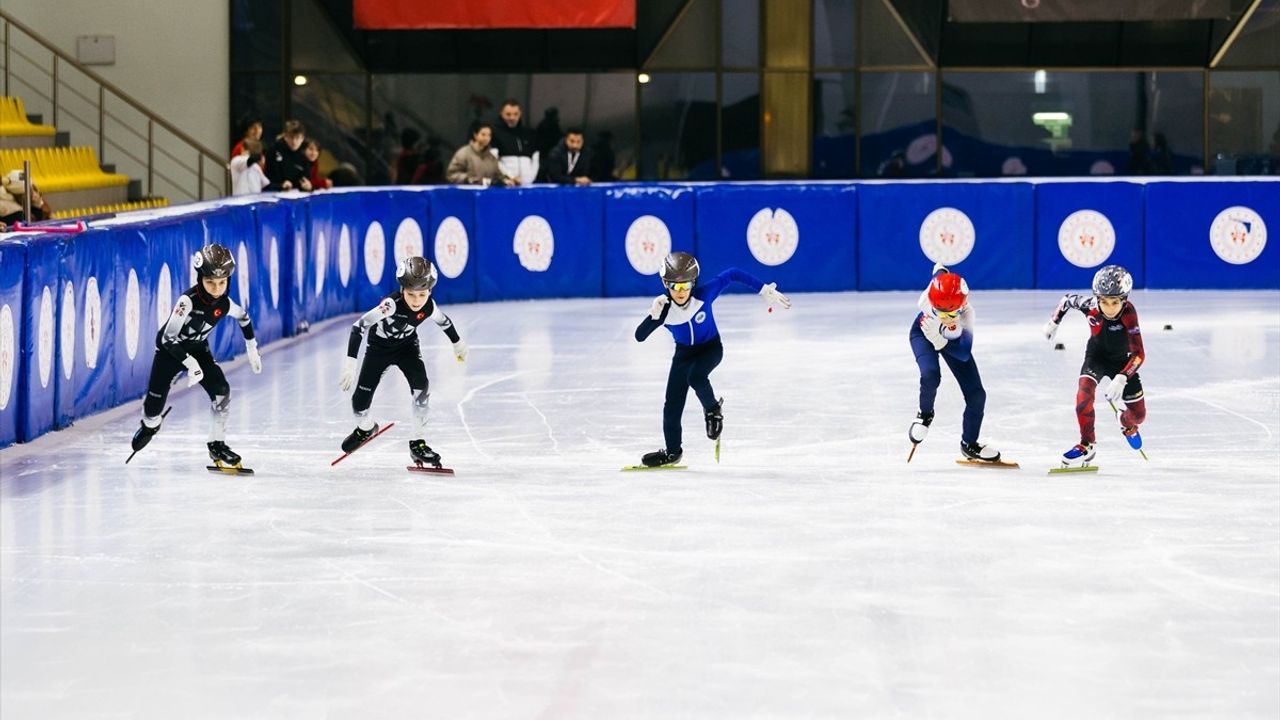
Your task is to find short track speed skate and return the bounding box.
[1049,442,1099,474]
[330,422,396,466]
[207,441,254,475]
[406,439,454,475]
[623,448,686,471]
[955,440,1018,469]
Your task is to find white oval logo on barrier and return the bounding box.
[0,304,13,410]
[269,237,280,309]
[395,218,425,266]
[1210,206,1267,265]
[125,269,140,360]
[338,225,352,287]
[1058,209,1116,268]
[625,215,672,275]
[156,263,173,330]
[61,280,76,380]
[314,230,328,297]
[364,221,386,285]
[513,215,554,272]
[38,286,54,388]
[746,208,800,266]
[237,242,251,308]
[919,207,976,265]
[434,216,470,279]
[84,277,102,370]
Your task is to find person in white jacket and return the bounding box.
[228,139,274,195]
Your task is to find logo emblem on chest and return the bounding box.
[694,311,707,324]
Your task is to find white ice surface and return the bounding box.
[2,290,1278,719]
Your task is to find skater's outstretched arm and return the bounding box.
[426,298,467,361]
[1118,304,1145,377]
[1044,293,1095,340]
[697,267,766,302]
[226,298,262,373]
[158,296,195,361]
[347,299,394,358]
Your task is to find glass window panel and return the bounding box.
[582,74,638,181]
[647,0,717,69]
[860,71,935,177]
[231,73,284,152]
[940,71,1203,178]
[640,73,717,180]
[861,0,930,68]
[292,0,362,72]
[291,74,371,183]
[1217,0,1280,68]
[1210,71,1280,175]
[721,73,761,179]
[812,72,856,177]
[231,0,282,72]
[813,0,856,68]
[722,0,761,68]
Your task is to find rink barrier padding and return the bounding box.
[56,226,118,425]
[474,187,605,301]
[0,240,26,448]
[2,178,1278,446]
[859,182,1036,290]
[15,235,63,442]
[1144,181,1280,290]
[1034,182,1146,290]
[694,183,859,293]
[603,185,696,298]
[426,187,479,304]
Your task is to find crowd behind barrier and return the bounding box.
[1,178,1276,447]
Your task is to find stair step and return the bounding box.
[55,131,71,147]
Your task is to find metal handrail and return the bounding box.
[1,10,229,200]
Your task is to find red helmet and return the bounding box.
[928,272,969,312]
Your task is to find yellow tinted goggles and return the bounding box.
[665,281,694,291]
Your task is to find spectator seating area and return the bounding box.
[0,95,163,219]
[49,197,168,219]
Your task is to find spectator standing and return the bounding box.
[231,116,263,160]
[0,170,52,224]
[543,128,593,186]
[589,131,617,182]
[1127,130,1151,175]
[535,107,562,158]
[447,121,515,187]
[229,139,272,195]
[411,137,447,185]
[491,99,537,184]
[1149,132,1173,175]
[266,120,311,191]
[304,139,334,190]
[393,128,422,184]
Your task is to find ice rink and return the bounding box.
[2,289,1278,719]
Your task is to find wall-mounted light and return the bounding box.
[294,75,308,86]
[1034,69,1047,94]
[637,73,651,84]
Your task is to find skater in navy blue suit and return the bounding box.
[908,264,1002,463]
[634,252,791,468]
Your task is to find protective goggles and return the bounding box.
[935,309,960,321]
[665,280,694,291]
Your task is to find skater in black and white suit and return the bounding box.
[339,256,467,467]
[131,244,262,468]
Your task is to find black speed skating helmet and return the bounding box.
[397,256,438,292]
[661,252,700,285]
[1091,264,1133,299]
[193,243,235,279]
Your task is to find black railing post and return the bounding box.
[98,86,105,160]
[198,152,204,201]
[51,54,58,127]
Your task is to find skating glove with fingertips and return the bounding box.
[453,339,469,363]
[759,282,791,310]
[1043,319,1059,341]
[245,339,262,374]
[338,357,357,392]
[649,295,669,320]
[919,316,947,351]
[182,355,204,387]
[1104,375,1128,405]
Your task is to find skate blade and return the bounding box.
[621,465,688,472]
[1048,465,1099,474]
[207,462,254,476]
[407,465,454,475]
[955,458,1020,469]
[330,422,396,466]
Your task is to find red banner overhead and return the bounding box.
[354,0,636,29]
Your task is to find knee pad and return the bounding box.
[412,387,430,411]
[211,387,231,413]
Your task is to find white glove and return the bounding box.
[338,357,357,392]
[245,339,262,374]
[759,282,791,310]
[1104,375,1128,405]
[453,339,469,363]
[919,316,947,351]
[1043,319,1059,341]
[649,295,669,320]
[182,355,204,387]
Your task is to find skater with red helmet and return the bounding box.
[908,263,1006,465]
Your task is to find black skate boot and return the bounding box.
[409,439,442,468]
[641,448,683,468]
[960,440,1000,463]
[341,424,379,454]
[705,398,724,440]
[207,441,243,468]
[131,421,160,452]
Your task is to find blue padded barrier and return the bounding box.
[474,187,605,301]
[858,182,1035,290]
[1145,181,1280,289]
[306,193,359,319]
[603,185,695,297]
[252,201,294,340]
[694,184,858,293]
[17,235,63,441]
[0,241,26,447]
[287,199,312,329]
[426,188,478,304]
[1035,182,1146,290]
[374,191,433,305]
[56,227,117,425]
[111,229,153,407]
[201,207,254,361]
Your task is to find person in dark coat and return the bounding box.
[543,128,593,186]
